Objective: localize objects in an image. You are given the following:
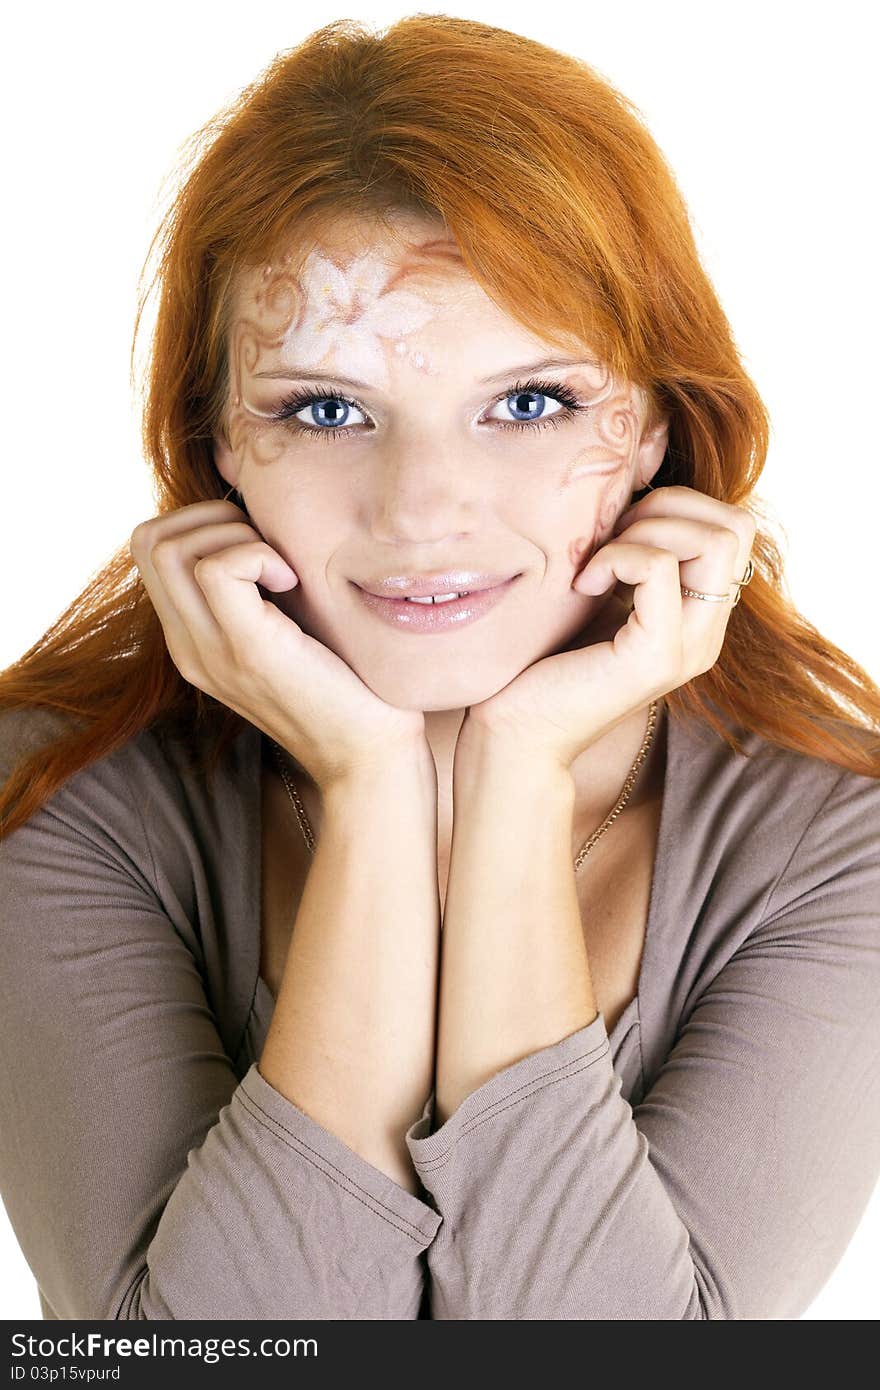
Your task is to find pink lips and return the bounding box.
[358,572,517,599]
[352,575,520,633]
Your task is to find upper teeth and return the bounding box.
[404,591,468,604]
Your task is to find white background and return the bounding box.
[1,0,877,1320]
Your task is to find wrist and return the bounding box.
[454,717,577,798]
[321,736,437,804]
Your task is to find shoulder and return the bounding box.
[643,706,880,1067]
[0,707,260,931]
[0,712,169,913]
[0,707,258,973]
[0,706,167,841]
[0,705,80,786]
[0,705,259,825]
[667,702,879,834]
[662,701,879,944]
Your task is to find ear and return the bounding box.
[633,416,669,492]
[212,429,239,491]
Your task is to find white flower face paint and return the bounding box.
[281,248,443,390]
[229,227,459,438]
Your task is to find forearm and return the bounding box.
[259,745,440,1193]
[436,729,597,1124]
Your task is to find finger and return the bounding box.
[577,541,682,659]
[144,521,280,651]
[613,485,757,566]
[129,499,249,562]
[193,540,302,656]
[600,517,746,665]
[139,519,296,683]
[130,502,255,641]
[151,520,296,593]
[590,514,743,604]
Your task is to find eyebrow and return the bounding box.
[252,355,600,389]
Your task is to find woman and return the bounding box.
[1,15,878,1321]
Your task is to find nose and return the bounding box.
[367,429,487,545]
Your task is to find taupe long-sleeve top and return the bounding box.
[1,700,878,1320]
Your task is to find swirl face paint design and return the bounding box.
[223,226,467,477]
[556,364,653,580]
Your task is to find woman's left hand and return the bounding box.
[458,485,757,769]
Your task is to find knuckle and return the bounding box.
[646,547,679,575]
[150,535,183,570]
[725,504,757,547]
[709,523,741,553]
[174,656,200,685]
[128,521,148,556]
[173,641,213,688]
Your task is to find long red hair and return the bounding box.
[2,14,877,838]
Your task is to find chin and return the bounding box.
[357,660,527,713]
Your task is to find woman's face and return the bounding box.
[214,211,668,711]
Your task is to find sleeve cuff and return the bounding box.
[405,1011,611,1172]
[239,1062,442,1247]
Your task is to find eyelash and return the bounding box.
[269,376,591,445]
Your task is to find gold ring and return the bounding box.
[730,557,754,608]
[680,586,729,602]
[681,557,754,606]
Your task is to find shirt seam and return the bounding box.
[116,750,162,902]
[235,972,261,1069]
[760,766,847,921]
[117,744,257,1064]
[415,1039,611,1172]
[236,1085,436,1243]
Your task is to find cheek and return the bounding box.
[225,328,291,469]
[565,473,632,572]
[557,377,642,490]
[226,404,291,469]
[568,533,594,569]
[596,472,632,540]
[268,494,350,564]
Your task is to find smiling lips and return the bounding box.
[352,574,521,632]
[356,571,519,599]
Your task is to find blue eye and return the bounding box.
[270,375,591,445]
[282,394,367,432]
[487,383,571,426]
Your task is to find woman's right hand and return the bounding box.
[129,499,428,792]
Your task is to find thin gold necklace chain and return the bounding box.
[270,698,660,872]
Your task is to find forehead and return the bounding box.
[229,222,593,387]
[226,209,629,402]
[233,219,477,322]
